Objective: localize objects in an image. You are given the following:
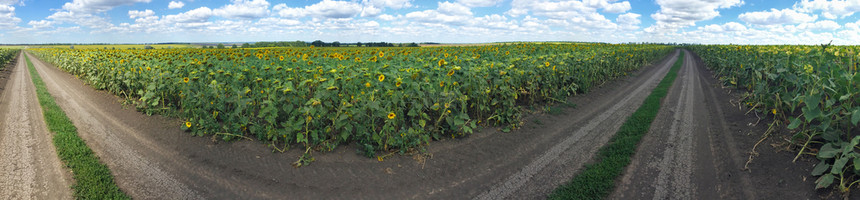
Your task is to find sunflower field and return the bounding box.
[0,48,18,68]
[29,43,671,159]
[690,45,860,192]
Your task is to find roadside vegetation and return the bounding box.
[24,54,129,199]
[691,44,860,194]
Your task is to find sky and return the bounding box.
[0,0,858,44]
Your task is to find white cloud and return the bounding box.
[405,1,472,25]
[507,0,631,17]
[363,0,413,9]
[798,20,841,30]
[795,0,860,19]
[61,0,152,13]
[0,4,20,29]
[164,7,213,23]
[378,14,398,21]
[616,13,641,30]
[168,1,185,9]
[700,22,746,32]
[438,1,472,16]
[28,20,54,29]
[213,0,270,20]
[129,9,155,18]
[456,0,503,7]
[739,8,817,25]
[645,0,743,33]
[275,0,363,19]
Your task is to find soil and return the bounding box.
[0,52,73,199]
[18,49,837,199]
[610,50,843,199]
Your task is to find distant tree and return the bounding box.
[232,44,238,48]
[332,41,341,47]
[356,42,362,47]
[311,40,325,47]
[398,43,403,47]
[242,43,250,48]
[217,43,225,49]
[104,47,108,49]
[408,42,419,47]
[144,45,154,49]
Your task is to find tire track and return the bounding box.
[611,50,755,199]
[475,50,680,200]
[0,52,72,199]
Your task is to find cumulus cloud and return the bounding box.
[213,0,270,20]
[363,0,413,9]
[28,20,54,29]
[799,20,841,30]
[274,0,363,19]
[456,0,503,7]
[507,0,631,18]
[795,0,860,19]
[129,9,155,18]
[168,1,185,9]
[645,0,743,33]
[616,13,641,30]
[61,0,152,13]
[739,8,817,25]
[0,4,20,29]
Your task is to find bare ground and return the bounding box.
[21,49,833,199]
[0,52,72,199]
[611,50,838,199]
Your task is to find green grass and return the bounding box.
[24,54,130,199]
[549,50,685,200]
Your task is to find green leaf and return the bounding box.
[818,143,839,159]
[812,160,831,176]
[832,157,849,174]
[854,156,860,171]
[805,93,821,109]
[852,109,860,126]
[816,174,835,189]
[802,106,821,122]
[822,131,841,142]
[787,117,802,129]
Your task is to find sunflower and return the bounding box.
[365,82,371,87]
[379,51,384,58]
[395,78,402,87]
[279,55,285,61]
[447,69,455,76]
[438,59,446,67]
[378,74,385,82]
[185,121,192,128]
[387,112,396,119]
[183,77,189,83]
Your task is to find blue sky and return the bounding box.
[0,0,858,44]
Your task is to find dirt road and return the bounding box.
[611,50,825,199]
[0,52,72,199]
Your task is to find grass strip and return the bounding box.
[549,50,685,199]
[25,54,130,199]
